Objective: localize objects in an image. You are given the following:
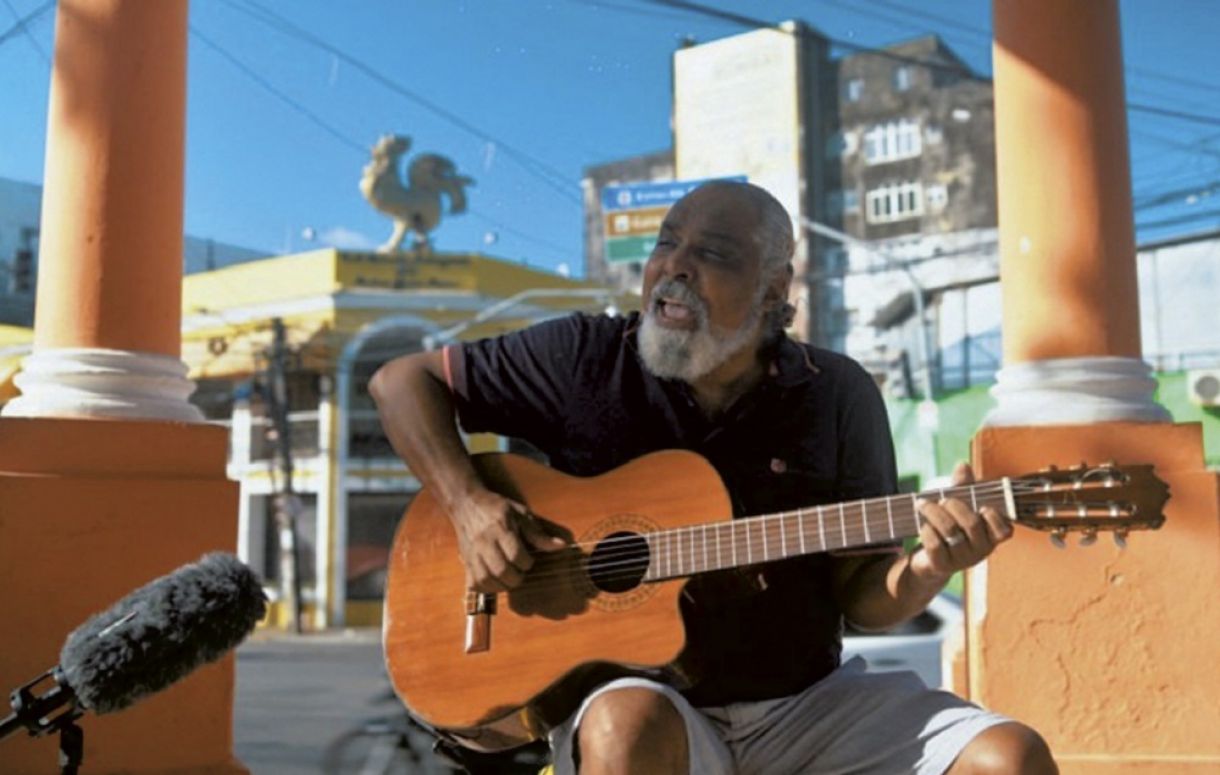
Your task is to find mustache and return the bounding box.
[648,279,706,318]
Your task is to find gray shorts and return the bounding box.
[548,657,1008,775]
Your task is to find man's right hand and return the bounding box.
[451,488,567,593]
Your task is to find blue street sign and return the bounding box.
[601,175,747,212]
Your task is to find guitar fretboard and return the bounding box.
[641,483,1011,581]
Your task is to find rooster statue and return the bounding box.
[359,134,475,253]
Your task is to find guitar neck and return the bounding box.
[641,480,1015,582]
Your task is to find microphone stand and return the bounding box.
[2,668,86,774]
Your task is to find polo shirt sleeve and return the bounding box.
[445,313,595,447]
[836,361,899,501]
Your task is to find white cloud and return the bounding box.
[317,226,377,250]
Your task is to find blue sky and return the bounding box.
[1,1,1218,276]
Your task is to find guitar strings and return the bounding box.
[507,483,1019,578]
[478,486,1021,594]
[521,481,1026,556]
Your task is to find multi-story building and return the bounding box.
[580,30,1000,394]
[178,247,618,629]
[825,35,1000,394]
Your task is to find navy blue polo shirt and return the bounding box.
[447,312,898,705]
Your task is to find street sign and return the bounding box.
[600,176,746,264]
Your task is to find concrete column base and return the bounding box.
[984,357,1171,427]
[0,417,249,774]
[962,422,1220,773]
[3,348,204,423]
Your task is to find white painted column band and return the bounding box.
[984,356,1171,427]
[2,347,204,422]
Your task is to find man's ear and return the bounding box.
[763,263,795,310]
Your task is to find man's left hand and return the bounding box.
[909,462,1013,583]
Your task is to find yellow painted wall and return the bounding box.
[180,248,632,380]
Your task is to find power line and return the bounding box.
[190,26,368,156]
[222,0,583,207]
[1128,103,1220,129]
[1137,207,1220,232]
[0,0,52,49]
[465,209,576,259]
[1,0,48,64]
[1134,180,1220,212]
[567,0,694,24]
[191,24,577,267]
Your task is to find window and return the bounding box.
[862,119,922,165]
[893,66,912,92]
[826,189,859,215]
[842,188,860,212]
[845,78,864,103]
[825,131,846,159]
[826,130,860,159]
[925,184,948,212]
[865,182,924,224]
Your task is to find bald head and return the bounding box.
[682,180,795,282]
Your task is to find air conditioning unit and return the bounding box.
[1186,369,1220,407]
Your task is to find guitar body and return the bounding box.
[382,450,734,751]
[383,449,1170,751]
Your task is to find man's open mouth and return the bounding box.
[656,298,697,325]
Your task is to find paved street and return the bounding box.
[234,628,448,775]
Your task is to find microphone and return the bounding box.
[1,552,267,741]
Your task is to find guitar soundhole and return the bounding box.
[587,531,650,594]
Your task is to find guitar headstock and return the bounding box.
[1008,463,1169,548]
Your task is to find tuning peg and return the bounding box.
[1079,529,1098,547]
[1050,529,1067,549]
[1113,530,1128,549]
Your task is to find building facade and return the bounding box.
[580,30,999,387]
[179,247,619,628]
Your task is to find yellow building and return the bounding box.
[181,247,626,629]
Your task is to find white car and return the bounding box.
[841,593,963,688]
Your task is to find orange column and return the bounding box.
[959,2,1220,772]
[34,0,185,355]
[0,2,247,773]
[3,0,200,422]
[993,0,1138,363]
[984,0,1167,427]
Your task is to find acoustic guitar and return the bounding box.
[382,450,1168,751]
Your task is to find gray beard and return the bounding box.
[638,302,762,383]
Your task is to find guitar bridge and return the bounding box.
[464,590,497,654]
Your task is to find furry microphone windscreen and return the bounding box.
[58,552,267,714]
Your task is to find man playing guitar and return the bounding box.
[371,181,1057,774]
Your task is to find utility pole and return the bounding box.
[266,317,303,633]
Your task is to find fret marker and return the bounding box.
[762,519,769,561]
[780,513,788,557]
[798,508,807,553]
[862,501,871,544]
[886,497,895,539]
[818,506,827,549]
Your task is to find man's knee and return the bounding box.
[951,722,1058,775]
[576,687,687,772]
